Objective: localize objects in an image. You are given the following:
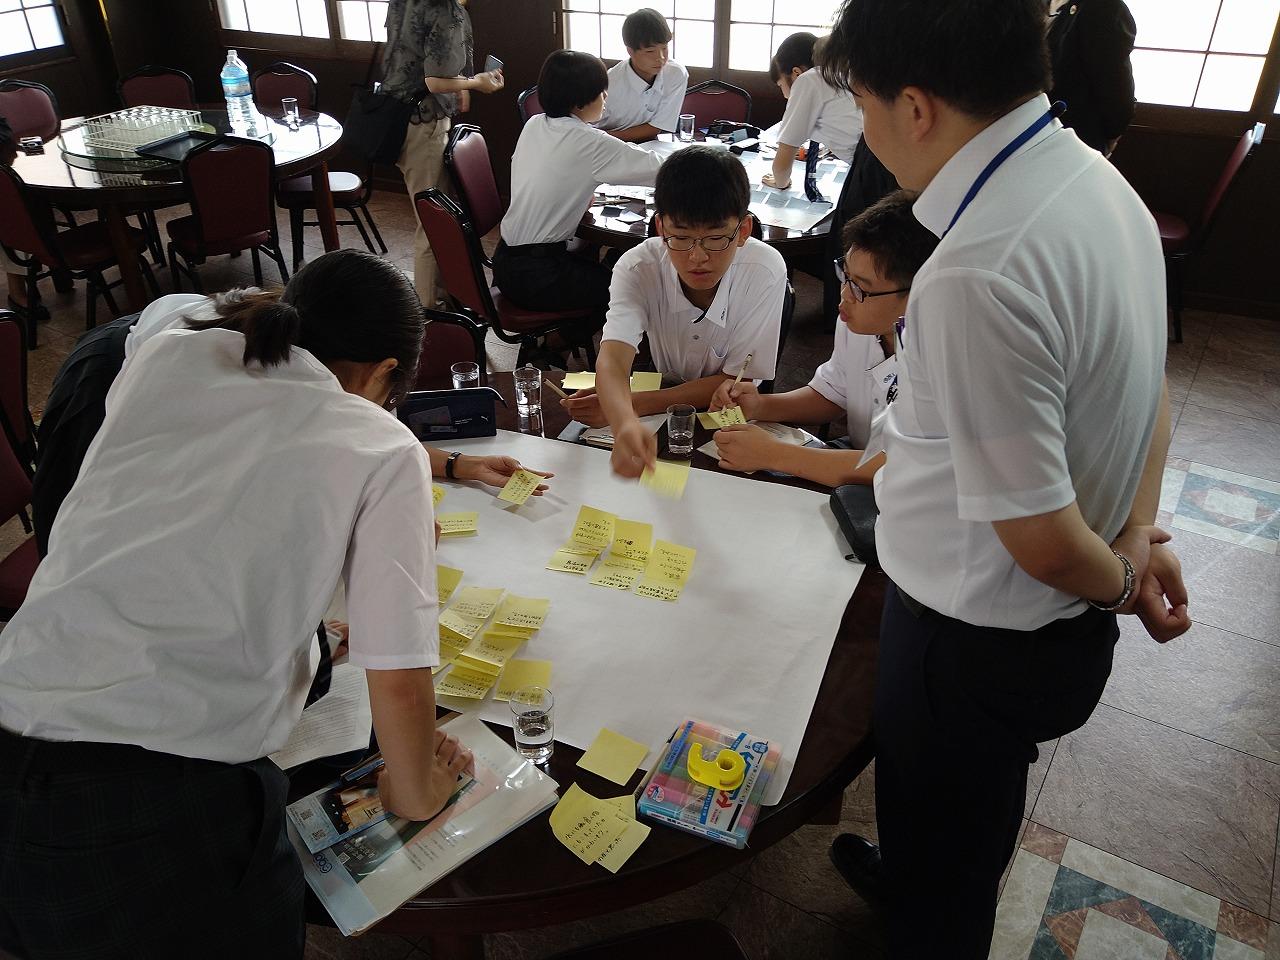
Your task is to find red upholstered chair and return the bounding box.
[118,65,197,110]
[416,308,488,390]
[681,79,752,132]
[0,79,60,142]
[414,188,598,367]
[0,166,156,346]
[443,124,504,266]
[517,85,544,124]
[1150,121,1265,343]
[0,414,39,618]
[167,135,290,291]
[0,312,36,475]
[251,60,318,111]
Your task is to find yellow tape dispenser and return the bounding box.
[686,743,746,791]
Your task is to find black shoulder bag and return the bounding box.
[344,43,418,164]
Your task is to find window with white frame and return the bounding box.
[1127,0,1279,110]
[727,0,837,72]
[216,0,331,39]
[0,0,66,59]
[564,0,717,68]
[337,0,389,41]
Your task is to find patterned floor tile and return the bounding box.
[1161,520,1280,646]
[1215,937,1267,960]
[1166,464,1280,554]
[1072,908,1170,959]
[1188,356,1280,425]
[1171,405,1280,486]
[990,850,1060,960]
[1022,823,1069,864]
[1218,902,1271,951]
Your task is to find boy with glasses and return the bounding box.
[709,190,936,487]
[563,146,786,477]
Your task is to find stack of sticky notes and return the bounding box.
[589,519,652,591]
[433,587,554,701]
[546,505,616,573]
[560,371,663,393]
[436,565,464,605]
[496,469,543,507]
[697,405,747,429]
[546,508,695,602]
[437,511,479,537]
[635,540,697,602]
[549,783,651,873]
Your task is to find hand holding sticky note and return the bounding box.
[639,459,689,499]
[496,469,542,506]
[697,406,747,429]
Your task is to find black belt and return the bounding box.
[497,240,568,258]
[0,724,197,775]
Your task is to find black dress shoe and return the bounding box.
[830,833,885,908]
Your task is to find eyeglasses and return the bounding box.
[661,217,745,253]
[833,257,910,303]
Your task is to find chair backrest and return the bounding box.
[758,279,796,395]
[417,308,488,389]
[119,65,197,110]
[0,404,33,526]
[681,80,752,131]
[414,188,498,324]
[0,79,60,142]
[517,85,543,124]
[0,312,33,471]
[179,136,278,251]
[0,165,58,268]
[443,124,505,238]
[252,61,318,111]
[1193,121,1265,247]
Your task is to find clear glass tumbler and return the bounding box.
[678,113,696,142]
[451,361,480,389]
[281,97,300,128]
[513,364,542,417]
[510,686,554,763]
[667,403,696,457]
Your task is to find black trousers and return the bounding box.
[492,241,612,314]
[874,585,1117,959]
[0,729,304,960]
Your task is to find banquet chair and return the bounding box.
[415,188,598,368]
[0,411,39,619]
[517,85,544,124]
[118,65,197,110]
[251,60,318,111]
[443,124,504,266]
[167,135,290,291]
[0,311,36,475]
[0,166,156,346]
[1148,121,1264,343]
[416,308,488,390]
[0,79,60,142]
[681,79,752,132]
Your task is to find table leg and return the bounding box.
[809,789,843,826]
[426,932,486,960]
[311,162,340,251]
[104,205,147,312]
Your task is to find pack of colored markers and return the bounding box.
[637,718,781,849]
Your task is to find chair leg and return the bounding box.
[1169,259,1184,344]
[86,276,99,330]
[360,202,388,254]
[269,246,290,285]
[140,256,160,297]
[143,210,165,265]
[24,269,39,349]
[345,205,375,255]
[52,267,74,294]
[167,243,183,292]
[289,208,305,269]
[251,247,263,286]
[98,272,119,320]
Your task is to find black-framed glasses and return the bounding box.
[834,258,910,303]
[661,217,746,253]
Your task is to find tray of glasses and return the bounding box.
[80,106,202,152]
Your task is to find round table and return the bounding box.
[296,371,881,959]
[9,108,345,312]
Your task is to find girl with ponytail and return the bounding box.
[0,250,472,957]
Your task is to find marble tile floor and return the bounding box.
[4,191,1280,959]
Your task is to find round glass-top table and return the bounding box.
[10,108,345,311]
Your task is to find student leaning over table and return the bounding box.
[709,189,937,486]
[564,146,787,468]
[817,2,1190,957]
[0,251,470,959]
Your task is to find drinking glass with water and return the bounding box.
[451,362,480,390]
[666,404,696,457]
[510,686,554,763]
[513,364,542,417]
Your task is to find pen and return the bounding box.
[544,378,570,400]
[732,354,753,387]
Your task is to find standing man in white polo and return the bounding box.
[819,1,1191,957]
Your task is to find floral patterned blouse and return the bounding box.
[381,0,473,123]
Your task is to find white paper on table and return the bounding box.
[270,663,372,770]
[698,421,822,465]
[434,430,863,805]
[579,413,667,448]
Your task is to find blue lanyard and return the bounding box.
[942,101,1066,238]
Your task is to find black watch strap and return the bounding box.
[445,451,462,480]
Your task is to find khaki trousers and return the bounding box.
[396,116,451,306]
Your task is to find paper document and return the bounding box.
[270,664,372,770]
[579,413,666,449]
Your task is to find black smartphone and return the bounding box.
[483,54,503,74]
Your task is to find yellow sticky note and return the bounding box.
[439,608,486,640]
[597,819,651,873]
[628,371,663,392]
[431,659,453,675]
[435,664,497,699]
[454,653,501,676]
[450,586,505,620]
[485,623,537,639]
[635,579,685,602]
[462,632,524,671]
[494,595,550,631]
[496,469,542,506]
[438,630,469,661]
[562,372,596,390]
[577,728,650,786]
[639,459,690,499]
[589,555,646,591]
[436,565,463,605]
[549,784,631,865]
[432,484,446,507]
[647,540,696,583]
[569,505,616,554]
[438,512,479,536]
[697,406,748,429]
[601,794,635,819]
[546,549,595,575]
[611,519,653,561]
[495,659,552,701]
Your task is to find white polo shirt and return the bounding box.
[0,302,439,763]
[601,236,786,383]
[598,59,689,134]
[502,114,664,247]
[775,69,862,164]
[808,321,897,450]
[875,94,1166,630]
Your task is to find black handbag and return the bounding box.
[397,388,506,441]
[344,43,418,164]
[830,483,880,568]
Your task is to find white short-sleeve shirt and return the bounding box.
[0,298,439,762]
[775,69,863,164]
[601,236,786,383]
[501,114,664,247]
[808,321,897,450]
[875,94,1167,630]
[598,59,689,134]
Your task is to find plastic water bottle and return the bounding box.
[220,50,253,126]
